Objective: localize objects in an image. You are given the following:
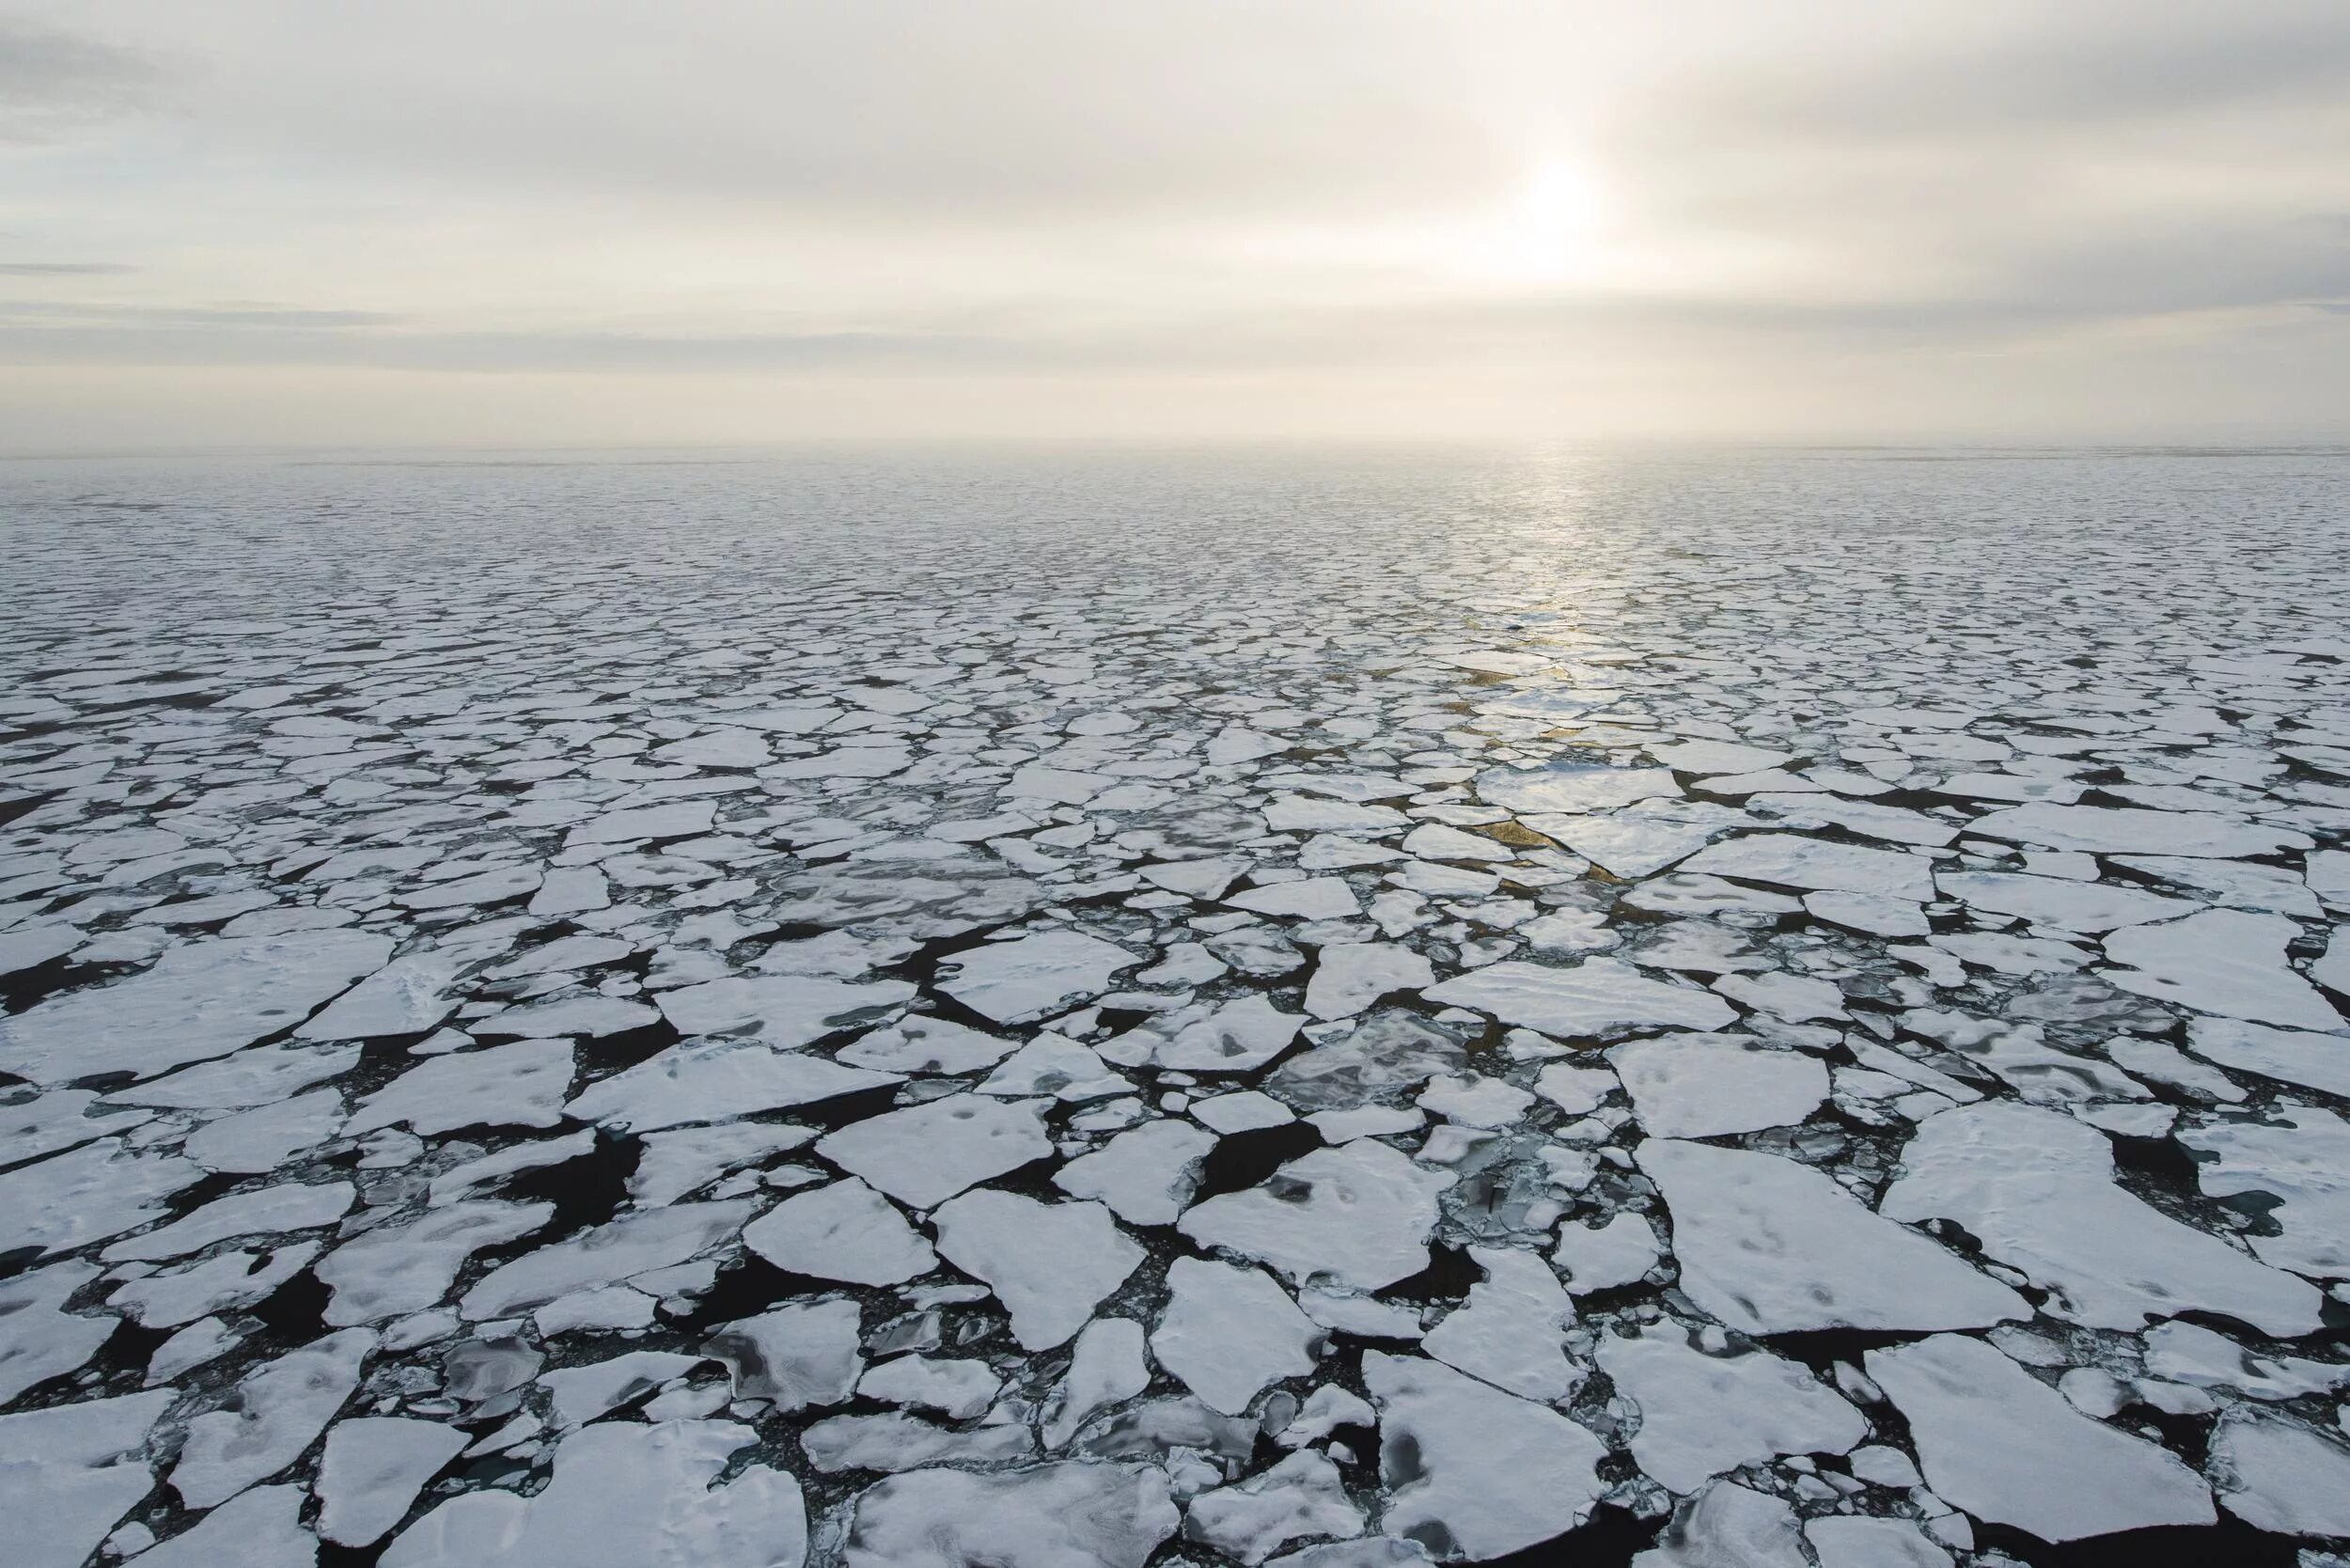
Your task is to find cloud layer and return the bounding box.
[2,0,2347,447]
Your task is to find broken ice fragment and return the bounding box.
[1478,763,1679,815]
[172,1326,375,1508]
[1599,1324,1865,1494]
[702,1300,862,1409]
[381,1419,806,1568]
[1969,802,2308,858]
[840,1461,1175,1568]
[1631,1481,1808,1568]
[1550,1212,1660,1294]
[1152,1257,1321,1414]
[935,930,1139,1024]
[1418,1246,1579,1403]
[1185,1450,1367,1565]
[1680,833,1935,902]
[1880,1099,2325,1335]
[2177,1106,2350,1278]
[1052,1116,1214,1225]
[1363,1349,1607,1561]
[931,1189,1143,1350]
[0,1389,169,1568]
[461,1201,755,1319]
[2101,908,2345,1030]
[1306,943,1437,1021]
[316,1417,468,1547]
[743,1178,936,1285]
[1180,1140,1452,1293]
[1422,958,1735,1038]
[655,973,916,1046]
[1608,1034,1828,1138]
[568,1041,898,1132]
[1639,1138,2027,1334]
[1041,1317,1151,1448]
[346,1038,574,1135]
[816,1094,1053,1209]
[2205,1407,2350,1539]
[0,1261,117,1403]
[1868,1333,2214,1542]
[133,1484,315,1568]
[0,929,390,1084]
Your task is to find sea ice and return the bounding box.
[1869,1333,2215,1541]
[381,1419,807,1568]
[932,1189,1144,1349]
[1418,1246,1579,1402]
[744,1177,936,1284]
[816,1094,1053,1209]
[1364,1350,1607,1560]
[1639,1138,2028,1334]
[2102,909,2345,1030]
[1881,1100,2325,1334]
[840,1461,1177,1568]
[316,1417,469,1547]
[0,929,390,1084]
[1181,1141,1453,1293]
[1608,1033,1828,1137]
[1152,1257,1322,1414]
[936,930,1139,1023]
[1422,958,1735,1038]
[1599,1325,1865,1494]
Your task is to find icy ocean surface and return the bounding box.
[4,444,2350,1568]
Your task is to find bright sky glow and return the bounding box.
[2,0,2346,448]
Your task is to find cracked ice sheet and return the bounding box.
[1638,1139,2029,1335]
[1181,1140,1453,1293]
[0,930,390,1084]
[1870,1334,2215,1542]
[1601,1324,1864,1495]
[1421,957,1734,1037]
[0,1389,170,1568]
[1880,1100,2325,1335]
[2100,908,2346,1030]
[14,450,2350,1567]
[1365,1350,1608,1560]
[382,1419,807,1568]
[1606,1033,1828,1138]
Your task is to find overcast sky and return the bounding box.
[4,0,2348,449]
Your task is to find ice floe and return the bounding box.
[1881,1099,2325,1334]
[932,1189,1143,1349]
[1640,1139,2028,1334]
[1599,1324,1866,1494]
[12,451,2350,1564]
[1181,1141,1452,1292]
[1607,1034,1827,1137]
[1870,1333,2215,1541]
[1364,1349,1607,1560]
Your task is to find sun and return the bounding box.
[1218,156,1611,292]
[1470,159,1609,285]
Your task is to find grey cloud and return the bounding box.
[0,18,168,142]
[0,261,136,275]
[123,0,1502,222]
[1,1,2345,442]
[1642,6,2350,147]
[0,286,2321,380]
[0,300,400,329]
[0,321,995,372]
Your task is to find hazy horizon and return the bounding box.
[6,1,2349,451]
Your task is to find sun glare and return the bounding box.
[1225,156,1610,293]
[1472,158,1608,284]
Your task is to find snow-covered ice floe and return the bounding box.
[5,447,2350,1564]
